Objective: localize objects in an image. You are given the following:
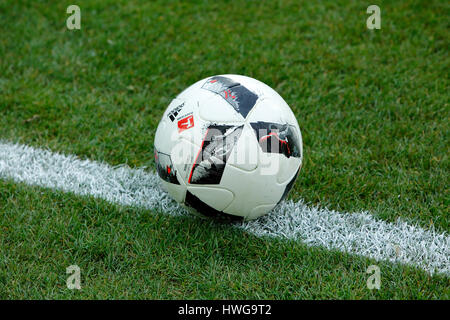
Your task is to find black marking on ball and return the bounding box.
[189,124,243,185]
[277,167,300,206]
[250,121,301,158]
[167,102,184,122]
[202,76,258,118]
[155,150,180,185]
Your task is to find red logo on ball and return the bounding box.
[177,115,194,132]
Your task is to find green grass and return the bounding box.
[1,180,448,299]
[0,0,449,298]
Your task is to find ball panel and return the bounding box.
[154,119,171,154]
[161,180,186,204]
[220,164,285,218]
[198,94,244,123]
[187,186,234,212]
[185,190,243,222]
[245,98,284,124]
[225,123,259,172]
[275,156,302,184]
[276,166,301,205]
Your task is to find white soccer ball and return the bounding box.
[154,74,303,221]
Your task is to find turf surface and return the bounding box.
[0,0,448,298]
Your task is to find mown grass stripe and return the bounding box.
[0,141,448,276]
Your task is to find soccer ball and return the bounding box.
[154,74,303,221]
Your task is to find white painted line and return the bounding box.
[0,141,448,276]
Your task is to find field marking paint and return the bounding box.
[0,142,448,276]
